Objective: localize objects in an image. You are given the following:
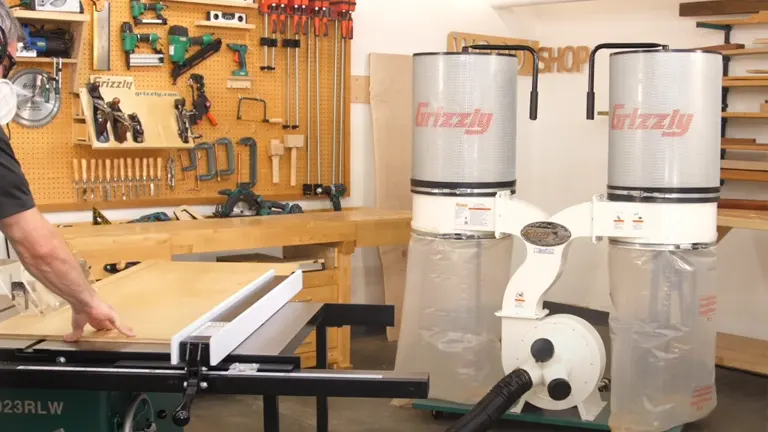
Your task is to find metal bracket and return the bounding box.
[173,342,207,427]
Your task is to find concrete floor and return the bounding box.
[189,335,768,432]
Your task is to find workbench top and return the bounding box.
[58,208,768,257]
[58,208,412,255]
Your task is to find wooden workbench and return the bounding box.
[58,208,411,369]
[58,208,768,375]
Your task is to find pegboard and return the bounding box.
[10,2,351,212]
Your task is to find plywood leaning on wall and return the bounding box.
[10,4,351,212]
[370,53,413,342]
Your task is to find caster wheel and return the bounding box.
[431,410,444,420]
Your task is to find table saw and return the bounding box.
[0,261,429,431]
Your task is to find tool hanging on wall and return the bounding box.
[119,158,126,200]
[303,0,313,197]
[134,157,141,198]
[193,142,217,182]
[130,0,168,25]
[259,0,279,71]
[215,137,235,180]
[283,18,292,129]
[269,139,284,184]
[10,64,62,128]
[89,159,96,201]
[284,134,304,186]
[86,82,112,143]
[80,159,88,202]
[189,74,217,126]
[238,137,257,189]
[106,97,130,143]
[310,0,327,194]
[121,22,164,69]
[141,158,148,196]
[226,43,248,77]
[168,25,222,84]
[92,0,111,71]
[126,158,133,199]
[72,159,79,201]
[112,159,120,199]
[98,159,104,200]
[105,159,112,201]
[174,97,199,143]
[288,0,306,130]
[331,1,354,183]
[167,155,176,190]
[236,96,283,124]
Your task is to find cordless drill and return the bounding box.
[226,43,248,77]
[130,0,168,25]
[317,184,347,211]
[121,22,162,69]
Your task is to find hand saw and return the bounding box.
[92,0,110,70]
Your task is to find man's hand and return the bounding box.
[64,299,135,342]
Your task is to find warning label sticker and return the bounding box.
[455,201,492,229]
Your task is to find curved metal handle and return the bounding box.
[462,44,540,120]
[586,43,669,120]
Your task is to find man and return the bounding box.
[0,3,133,341]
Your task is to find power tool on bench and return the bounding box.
[130,0,168,25]
[18,24,72,58]
[316,183,346,211]
[168,25,222,84]
[214,188,304,218]
[120,22,163,69]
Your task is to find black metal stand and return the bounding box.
[316,325,329,432]
[264,395,280,431]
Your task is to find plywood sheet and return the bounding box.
[370,53,413,341]
[0,261,272,343]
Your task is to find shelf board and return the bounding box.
[698,12,768,26]
[723,47,768,56]
[722,143,768,151]
[12,10,89,22]
[722,112,768,118]
[723,78,768,87]
[722,169,768,182]
[195,20,255,29]
[16,57,77,64]
[165,0,258,8]
[722,160,768,171]
[90,143,194,150]
[747,69,768,74]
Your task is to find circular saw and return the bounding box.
[10,61,62,128]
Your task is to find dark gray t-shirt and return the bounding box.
[0,128,35,220]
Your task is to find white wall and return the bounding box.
[499,0,768,340]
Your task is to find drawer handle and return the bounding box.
[294,297,313,303]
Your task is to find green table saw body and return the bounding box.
[0,389,182,431]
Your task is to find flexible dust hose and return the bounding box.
[445,369,534,432]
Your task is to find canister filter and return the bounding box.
[607,50,723,203]
[411,53,519,195]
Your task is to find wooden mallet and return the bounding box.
[284,134,304,186]
[269,139,284,184]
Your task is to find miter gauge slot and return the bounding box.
[171,271,304,366]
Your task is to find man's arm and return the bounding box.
[0,208,134,340]
[0,208,98,310]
